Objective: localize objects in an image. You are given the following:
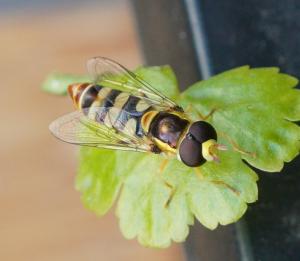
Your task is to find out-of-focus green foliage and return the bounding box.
[42,73,89,95]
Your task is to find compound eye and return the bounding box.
[189,121,217,143]
[179,137,206,167]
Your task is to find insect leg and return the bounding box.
[186,104,217,121]
[184,104,193,113]
[159,159,169,174]
[194,168,240,196]
[201,108,217,121]
[164,181,175,208]
[219,131,256,158]
[194,167,204,180]
[157,159,176,208]
[210,180,241,196]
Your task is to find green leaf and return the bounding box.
[181,66,300,172]
[75,147,121,215]
[44,64,299,248]
[115,152,194,247]
[74,66,260,247]
[116,150,257,247]
[187,151,257,229]
[42,73,89,95]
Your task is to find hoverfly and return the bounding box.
[50,57,226,167]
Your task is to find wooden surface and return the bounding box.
[0,2,184,260]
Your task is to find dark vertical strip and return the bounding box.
[183,0,212,80]
[130,0,200,90]
[200,0,300,260]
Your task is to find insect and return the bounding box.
[50,57,227,168]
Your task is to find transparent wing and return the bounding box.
[49,107,152,153]
[86,56,180,110]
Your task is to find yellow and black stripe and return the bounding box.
[68,83,152,137]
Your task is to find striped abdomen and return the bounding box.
[68,83,152,137]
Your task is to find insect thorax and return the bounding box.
[148,112,189,151]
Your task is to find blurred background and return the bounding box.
[0,1,184,260]
[2,0,300,260]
